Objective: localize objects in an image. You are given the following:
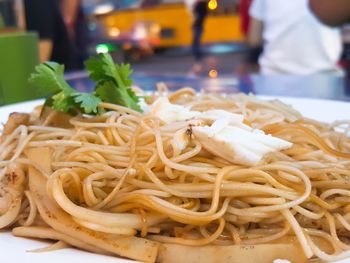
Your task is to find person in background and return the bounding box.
[186,0,209,73]
[238,0,261,73]
[239,0,252,36]
[308,0,350,73]
[24,0,86,70]
[61,0,88,69]
[0,1,14,30]
[309,0,350,27]
[248,0,342,75]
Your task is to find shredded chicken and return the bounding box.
[0,164,26,218]
[3,112,30,136]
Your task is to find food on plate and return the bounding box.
[1,54,350,262]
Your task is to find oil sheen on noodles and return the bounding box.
[1,87,350,263]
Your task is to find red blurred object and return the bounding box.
[239,0,252,37]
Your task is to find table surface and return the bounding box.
[66,71,350,102]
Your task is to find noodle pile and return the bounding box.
[1,87,350,262]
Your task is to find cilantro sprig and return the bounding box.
[85,53,141,112]
[29,53,141,115]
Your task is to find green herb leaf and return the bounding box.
[73,93,101,114]
[119,63,133,87]
[30,53,142,115]
[86,53,142,112]
[84,56,107,82]
[51,92,74,112]
[95,81,120,104]
[29,62,72,95]
[30,61,102,115]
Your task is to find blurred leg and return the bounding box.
[192,26,203,61]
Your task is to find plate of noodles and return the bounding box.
[1,53,350,263]
[1,89,350,263]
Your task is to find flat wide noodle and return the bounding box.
[13,226,107,254]
[27,147,159,263]
[157,243,307,263]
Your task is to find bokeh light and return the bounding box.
[208,0,218,11]
[108,27,120,37]
[96,44,109,54]
[209,69,218,78]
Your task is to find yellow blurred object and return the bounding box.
[108,27,120,37]
[99,2,243,48]
[208,69,218,78]
[208,0,218,10]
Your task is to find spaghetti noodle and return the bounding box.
[0,88,350,262]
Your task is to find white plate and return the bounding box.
[0,97,349,263]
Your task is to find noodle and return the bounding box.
[1,88,350,262]
[12,226,106,254]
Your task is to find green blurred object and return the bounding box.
[0,32,40,105]
[96,43,116,54]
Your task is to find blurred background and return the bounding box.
[1,0,350,104]
[51,0,247,75]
